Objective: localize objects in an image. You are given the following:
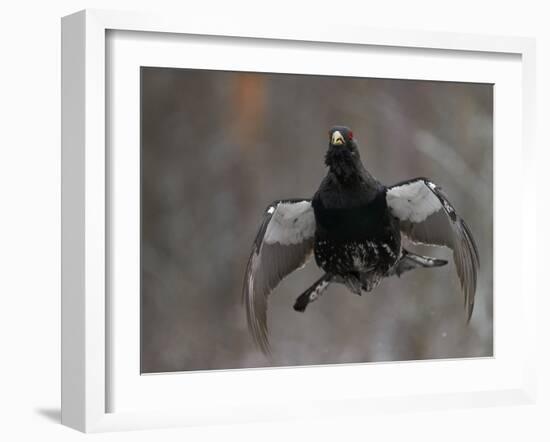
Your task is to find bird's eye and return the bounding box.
[348,131,353,140]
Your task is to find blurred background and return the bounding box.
[140,67,493,373]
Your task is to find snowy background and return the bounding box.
[140,67,493,373]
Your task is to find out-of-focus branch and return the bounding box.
[414,130,491,208]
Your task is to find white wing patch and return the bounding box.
[386,180,441,223]
[264,200,315,245]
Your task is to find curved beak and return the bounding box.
[331,130,345,146]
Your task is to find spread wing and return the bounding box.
[243,199,316,354]
[386,178,480,320]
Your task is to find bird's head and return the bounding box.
[325,126,363,181]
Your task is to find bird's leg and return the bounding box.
[389,249,448,277]
[293,273,332,312]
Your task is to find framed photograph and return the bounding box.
[61,9,537,432]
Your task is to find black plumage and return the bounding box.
[243,126,479,355]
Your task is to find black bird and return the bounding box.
[243,126,480,354]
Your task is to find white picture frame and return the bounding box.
[61,9,537,433]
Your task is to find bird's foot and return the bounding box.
[293,274,332,312]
